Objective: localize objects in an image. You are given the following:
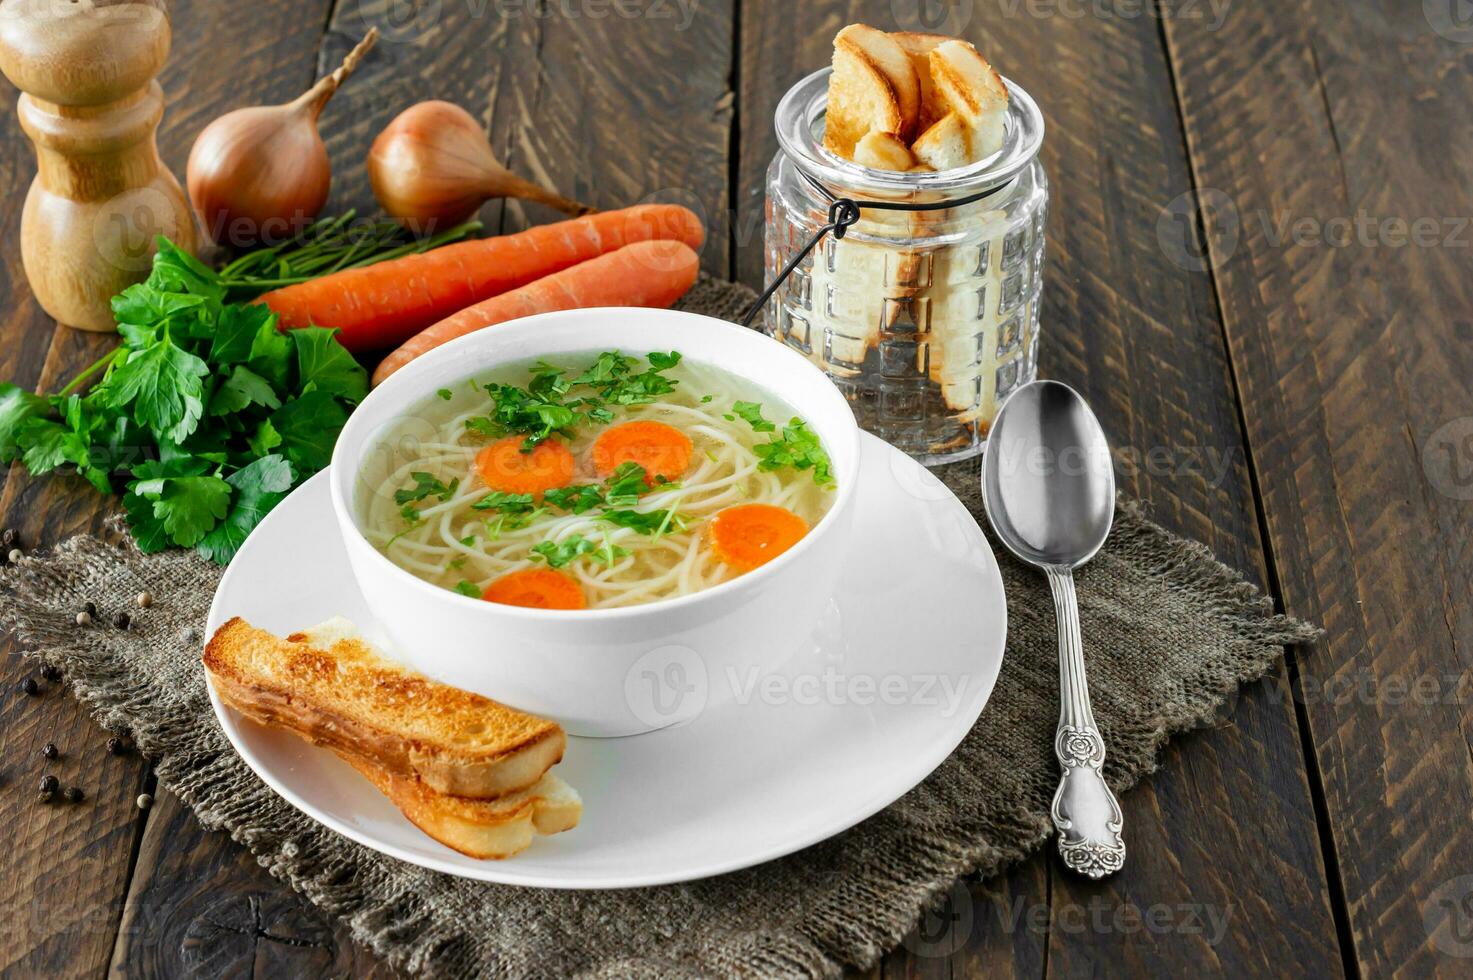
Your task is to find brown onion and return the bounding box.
[368,100,594,231]
[187,30,377,246]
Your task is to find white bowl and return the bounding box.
[329,307,861,736]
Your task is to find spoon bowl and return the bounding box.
[982,381,1115,569]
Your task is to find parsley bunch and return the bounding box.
[0,238,367,564]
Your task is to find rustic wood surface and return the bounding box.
[0,0,1465,976]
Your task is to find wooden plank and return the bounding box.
[0,3,337,975]
[111,790,394,978]
[110,2,736,975]
[1161,1,1473,975]
[736,2,1342,975]
[313,0,735,273]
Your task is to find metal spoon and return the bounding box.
[981,380,1126,879]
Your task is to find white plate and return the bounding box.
[205,433,1007,888]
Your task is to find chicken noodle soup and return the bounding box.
[357,351,836,609]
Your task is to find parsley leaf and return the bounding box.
[470,490,536,513]
[604,461,652,504]
[98,337,210,444]
[195,454,294,564]
[126,473,232,548]
[271,389,348,473]
[208,302,272,365]
[598,508,685,536]
[0,384,49,462]
[454,580,482,597]
[530,534,599,568]
[209,365,280,416]
[395,471,460,506]
[544,483,605,514]
[289,327,368,404]
[732,400,775,432]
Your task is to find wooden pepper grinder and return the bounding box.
[0,0,196,332]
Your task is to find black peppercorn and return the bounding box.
[1,528,16,547]
[107,736,128,756]
[41,742,58,759]
[83,601,97,618]
[39,774,59,794]
[113,611,131,629]
[63,786,83,803]
[40,664,62,682]
[19,677,38,696]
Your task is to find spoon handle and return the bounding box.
[1045,567,1126,878]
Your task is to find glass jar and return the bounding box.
[763,68,1047,464]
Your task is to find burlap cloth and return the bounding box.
[0,278,1319,978]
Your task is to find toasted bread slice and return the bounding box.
[891,31,949,130]
[204,617,566,799]
[823,37,904,159]
[912,112,975,172]
[853,130,916,172]
[835,25,921,140]
[344,755,581,859]
[929,40,1009,158]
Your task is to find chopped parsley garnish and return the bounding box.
[530,534,598,568]
[459,534,476,546]
[530,532,630,569]
[599,508,685,536]
[731,401,775,432]
[471,491,536,514]
[754,417,834,487]
[453,580,481,597]
[543,461,672,514]
[604,461,653,505]
[462,351,684,451]
[437,388,453,400]
[544,483,605,514]
[394,471,458,506]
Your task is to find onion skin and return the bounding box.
[368,100,594,232]
[368,101,489,230]
[187,105,331,247]
[185,29,377,247]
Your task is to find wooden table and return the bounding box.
[0,1,1467,976]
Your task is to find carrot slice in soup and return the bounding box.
[476,437,575,495]
[483,568,587,610]
[591,420,692,484]
[707,504,809,572]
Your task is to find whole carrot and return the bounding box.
[257,204,704,351]
[372,239,700,385]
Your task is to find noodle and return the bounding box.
[358,354,835,609]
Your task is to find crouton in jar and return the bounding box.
[762,36,1046,464]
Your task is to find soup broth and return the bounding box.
[358,350,836,609]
